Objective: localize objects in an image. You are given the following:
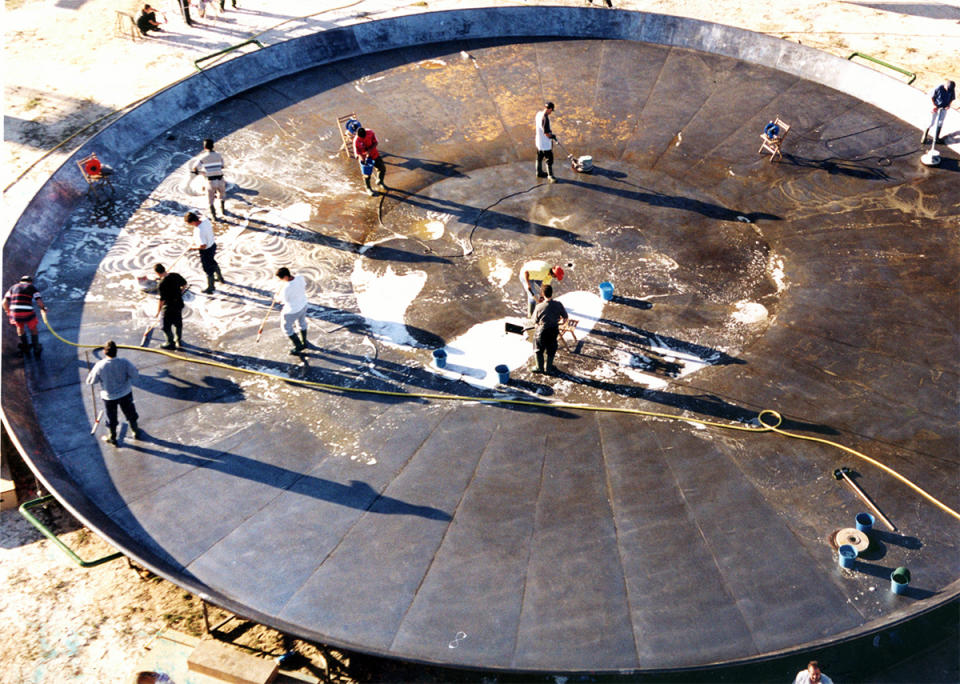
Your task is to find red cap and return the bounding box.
[553,266,564,281]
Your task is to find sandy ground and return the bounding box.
[2,1,959,682]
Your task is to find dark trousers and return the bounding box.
[534,326,559,370]
[178,0,192,24]
[199,244,222,278]
[219,0,237,7]
[162,305,183,346]
[363,156,387,189]
[105,392,139,432]
[537,149,554,177]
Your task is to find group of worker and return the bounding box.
[4,103,580,444]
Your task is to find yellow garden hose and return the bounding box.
[41,311,960,523]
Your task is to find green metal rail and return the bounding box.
[195,39,266,71]
[847,52,916,85]
[18,495,123,568]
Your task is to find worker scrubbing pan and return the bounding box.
[555,138,593,173]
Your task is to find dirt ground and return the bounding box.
[2,1,958,682]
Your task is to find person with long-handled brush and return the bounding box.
[154,263,188,350]
[275,267,310,356]
[535,101,559,183]
[921,78,955,145]
[86,341,143,446]
[185,211,224,294]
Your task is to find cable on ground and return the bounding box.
[41,310,960,524]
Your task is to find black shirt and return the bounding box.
[157,272,187,308]
[534,298,567,332]
[137,11,157,33]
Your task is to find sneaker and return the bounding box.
[530,367,545,374]
[366,187,376,196]
[160,343,176,350]
[548,175,557,183]
[202,287,215,294]
[537,172,548,179]
[133,429,144,440]
[102,434,118,446]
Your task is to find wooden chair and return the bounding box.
[559,318,579,350]
[76,153,115,201]
[758,116,790,162]
[114,10,142,41]
[336,113,360,159]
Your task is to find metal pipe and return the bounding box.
[18,495,124,568]
[847,52,916,84]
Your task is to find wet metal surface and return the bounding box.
[4,32,959,673]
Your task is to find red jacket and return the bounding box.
[353,130,380,160]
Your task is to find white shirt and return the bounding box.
[193,218,215,249]
[279,275,307,314]
[535,110,554,151]
[793,670,834,684]
[191,150,225,177]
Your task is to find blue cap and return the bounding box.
[345,118,361,134]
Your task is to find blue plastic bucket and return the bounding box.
[361,158,375,176]
[432,349,447,368]
[599,281,614,301]
[855,512,875,533]
[838,544,857,569]
[890,567,910,594]
[495,364,509,384]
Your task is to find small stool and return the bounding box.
[559,318,579,350]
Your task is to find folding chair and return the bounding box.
[758,116,790,162]
[114,10,142,41]
[76,153,115,201]
[559,318,580,350]
[336,113,360,159]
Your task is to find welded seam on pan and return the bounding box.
[388,412,499,652]
[651,427,762,654]
[510,432,550,668]
[724,438,871,624]
[617,45,670,162]
[648,51,737,171]
[596,411,643,664]
[272,402,449,616]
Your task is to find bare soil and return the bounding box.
[2,1,958,682]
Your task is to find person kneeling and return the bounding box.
[137,5,163,35]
